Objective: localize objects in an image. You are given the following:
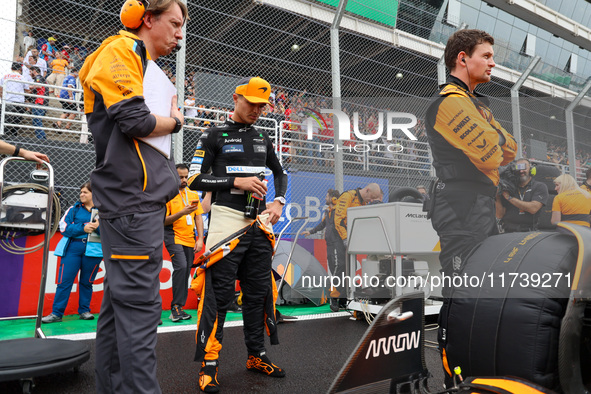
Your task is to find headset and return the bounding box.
[461,55,475,92]
[120,0,149,29]
[513,158,537,177]
[119,0,183,53]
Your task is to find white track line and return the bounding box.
[51,311,352,341]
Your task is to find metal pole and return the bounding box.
[174,0,187,164]
[565,77,591,178]
[511,56,540,158]
[1,85,6,136]
[437,56,446,87]
[36,160,54,338]
[331,0,348,193]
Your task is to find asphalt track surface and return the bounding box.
[0,315,445,393]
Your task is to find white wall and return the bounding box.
[0,0,18,77]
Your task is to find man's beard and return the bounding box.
[519,174,530,184]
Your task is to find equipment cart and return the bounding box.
[345,201,443,316]
[0,157,90,393]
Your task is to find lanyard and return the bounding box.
[178,188,189,206]
[518,182,531,201]
[178,188,194,227]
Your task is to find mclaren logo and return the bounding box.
[365,330,421,359]
[259,87,268,92]
[405,213,428,219]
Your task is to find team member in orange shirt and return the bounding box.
[80,1,188,391]
[331,184,383,311]
[551,174,591,227]
[164,163,204,321]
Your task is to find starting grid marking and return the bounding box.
[51,311,352,341]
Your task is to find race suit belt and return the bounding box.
[438,180,497,198]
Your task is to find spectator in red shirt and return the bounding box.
[29,66,49,140]
[41,37,58,63]
[61,45,71,62]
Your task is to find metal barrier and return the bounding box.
[1,78,85,140]
[1,76,588,207]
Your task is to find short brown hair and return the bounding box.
[444,29,494,71]
[147,0,188,21]
[128,0,189,33]
[327,189,341,199]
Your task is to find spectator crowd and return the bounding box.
[2,30,590,179]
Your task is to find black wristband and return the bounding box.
[12,145,21,157]
[172,116,182,134]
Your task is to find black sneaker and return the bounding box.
[199,360,219,393]
[330,298,340,312]
[170,305,182,322]
[246,352,286,378]
[179,308,192,320]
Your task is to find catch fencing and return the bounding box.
[1,0,590,231]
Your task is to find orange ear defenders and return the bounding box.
[120,0,149,29]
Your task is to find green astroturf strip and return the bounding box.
[0,303,330,340]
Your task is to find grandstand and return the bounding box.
[2,0,591,234]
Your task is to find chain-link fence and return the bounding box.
[2,0,591,234]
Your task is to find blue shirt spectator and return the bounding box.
[60,73,77,100]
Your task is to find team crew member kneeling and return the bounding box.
[188,76,288,393]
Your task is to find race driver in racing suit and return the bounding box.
[187,77,288,393]
[424,29,517,387]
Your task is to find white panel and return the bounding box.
[567,53,578,74]
[525,33,536,57]
[447,0,461,28]
[0,0,17,76]
[346,202,440,255]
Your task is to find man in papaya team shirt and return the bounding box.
[164,163,204,322]
[331,183,383,312]
[79,1,188,392]
[424,29,517,387]
[301,188,341,290]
